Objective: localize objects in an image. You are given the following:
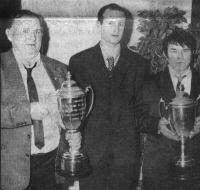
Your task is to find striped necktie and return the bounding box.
[107,56,115,71]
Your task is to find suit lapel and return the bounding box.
[3,50,28,101]
[41,55,64,90]
[157,68,200,102]
[157,68,176,102]
[91,43,109,72]
[88,44,111,83]
[190,69,200,100]
[89,44,131,85]
[113,48,132,87]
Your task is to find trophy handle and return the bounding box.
[85,85,94,118]
[159,98,168,119]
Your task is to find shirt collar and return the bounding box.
[100,41,121,62]
[168,65,191,79]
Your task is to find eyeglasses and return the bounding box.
[15,28,43,37]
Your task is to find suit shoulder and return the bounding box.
[70,46,95,61]
[42,55,67,69]
[124,48,150,70]
[1,50,13,69]
[126,48,148,61]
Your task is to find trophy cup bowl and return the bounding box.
[160,91,199,181]
[56,72,94,177]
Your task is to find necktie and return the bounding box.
[176,75,186,92]
[107,56,115,71]
[25,62,45,149]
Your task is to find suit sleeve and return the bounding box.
[135,84,160,135]
[134,59,160,135]
[69,55,91,88]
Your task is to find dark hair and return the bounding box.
[97,3,133,47]
[97,3,132,24]
[6,9,44,30]
[162,29,197,65]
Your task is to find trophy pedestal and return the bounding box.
[174,157,194,181]
[173,159,200,190]
[57,152,92,178]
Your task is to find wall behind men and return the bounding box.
[22,0,192,64]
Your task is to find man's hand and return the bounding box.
[30,102,49,120]
[158,117,180,141]
[65,131,82,153]
[189,116,200,138]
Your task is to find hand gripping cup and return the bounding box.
[56,72,94,177]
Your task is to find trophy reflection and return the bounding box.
[160,90,200,180]
[56,72,94,177]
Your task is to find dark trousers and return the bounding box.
[25,149,57,190]
[78,147,139,190]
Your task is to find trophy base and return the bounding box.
[57,152,92,178]
[173,156,194,181]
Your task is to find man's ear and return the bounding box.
[96,20,101,31]
[5,28,13,42]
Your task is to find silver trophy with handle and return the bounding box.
[160,90,200,180]
[56,71,94,177]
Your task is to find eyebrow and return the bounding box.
[169,48,177,50]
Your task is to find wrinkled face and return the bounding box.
[167,43,191,74]
[100,9,126,46]
[6,17,42,60]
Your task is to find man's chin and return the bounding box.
[24,51,40,60]
[110,40,121,46]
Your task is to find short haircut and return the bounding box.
[162,29,196,58]
[97,3,132,24]
[5,9,44,31]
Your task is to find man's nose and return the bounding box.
[177,50,184,58]
[113,23,120,33]
[27,31,36,40]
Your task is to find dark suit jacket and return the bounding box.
[139,67,200,182]
[1,50,68,190]
[67,43,149,169]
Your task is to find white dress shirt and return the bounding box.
[13,50,60,154]
[168,66,192,95]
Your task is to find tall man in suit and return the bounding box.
[1,10,80,190]
[66,3,149,190]
[139,30,200,190]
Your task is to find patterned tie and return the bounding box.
[24,62,45,149]
[176,75,186,92]
[107,56,115,71]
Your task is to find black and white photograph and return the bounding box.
[1,0,200,190]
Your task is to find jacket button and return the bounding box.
[27,134,31,139]
[25,153,30,157]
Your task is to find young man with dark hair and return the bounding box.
[65,3,149,190]
[139,29,200,190]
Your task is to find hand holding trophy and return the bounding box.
[56,72,94,177]
[160,90,200,181]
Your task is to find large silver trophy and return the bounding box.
[160,90,200,180]
[56,72,94,177]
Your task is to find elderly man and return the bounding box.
[1,10,75,190]
[60,3,149,190]
[139,29,200,190]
